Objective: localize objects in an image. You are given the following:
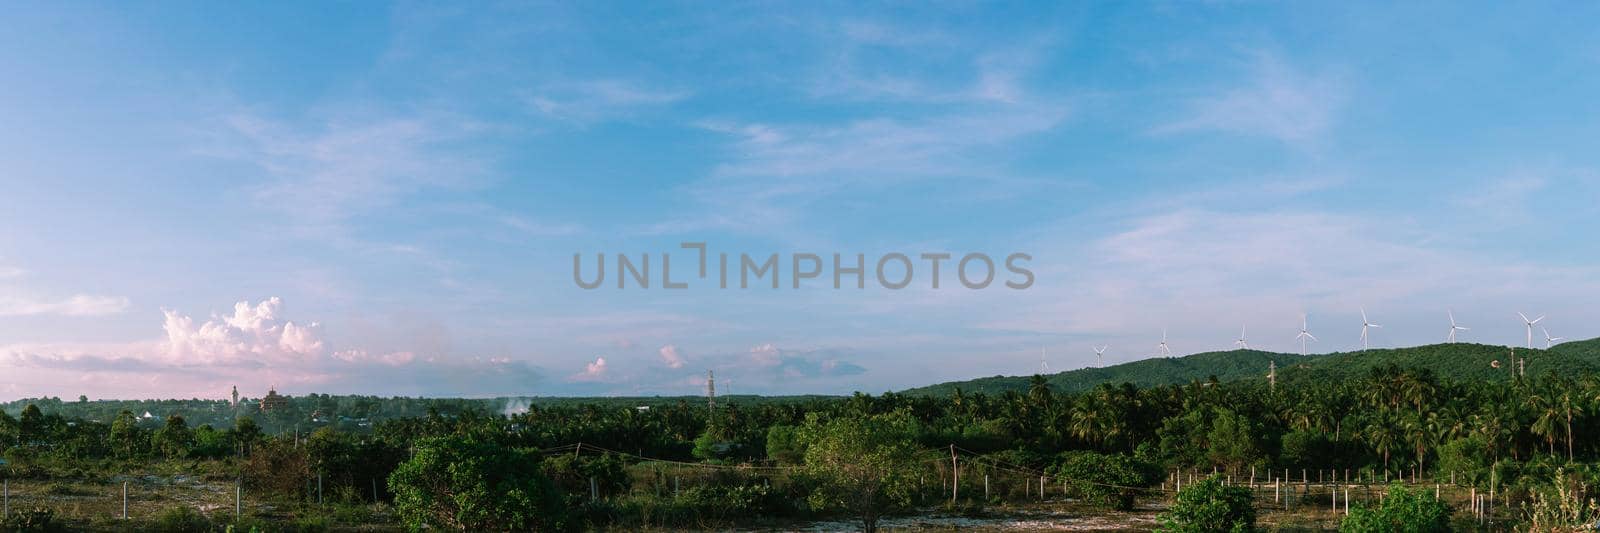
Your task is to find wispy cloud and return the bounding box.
[526,80,689,123]
[218,111,491,233]
[0,294,129,317]
[1453,173,1548,223]
[986,208,1600,356]
[1156,53,1346,144]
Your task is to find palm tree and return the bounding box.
[1364,413,1400,473]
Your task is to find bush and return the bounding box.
[151,506,212,533]
[1,507,66,533]
[1048,451,1158,511]
[1156,475,1255,533]
[612,482,789,528]
[1339,484,1450,533]
[388,435,573,531]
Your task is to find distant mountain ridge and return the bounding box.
[903,337,1600,396]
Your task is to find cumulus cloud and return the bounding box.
[160,297,324,364]
[570,356,610,382]
[0,297,544,399]
[658,345,686,369]
[0,294,130,317]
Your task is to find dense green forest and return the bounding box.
[907,338,1600,396]
[2,342,1600,531]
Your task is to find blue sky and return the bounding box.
[3,2,1599,400]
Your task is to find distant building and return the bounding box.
[260,388,289,412]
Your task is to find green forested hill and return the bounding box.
[904,339,1600,396]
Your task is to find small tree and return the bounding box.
[153,415,194,458]
[799,411,922,533]
[1049,451,1157,511]
[1157,475,1256,533]
[230,417,264,456]
[108,410,147,459]
[1340,484,1450,533]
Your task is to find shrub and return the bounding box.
[0,507,66,533]
[151,506,212,533]
[1339,484,1450,533]
[1156,475,1255,533]
[388,435,573,531]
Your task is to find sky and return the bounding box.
[3,2,1600,400]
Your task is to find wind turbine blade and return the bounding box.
[1519,312,1530,323]
[1533,315,1545,324]
[1306,333,1317,341]
[1361,307,1368,323]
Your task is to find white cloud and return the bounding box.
[658,344,686,368]
[570,356,610,382]
[160,297,323,365]
[0,294,130,317]
[1157,54,1345,143]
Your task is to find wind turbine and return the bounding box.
[1234,325,1249,350]
[1295,314,1317,355]
[1039,346,1049,374]
[1156,329,1172,357]
[1542,327,1564,349]
[1447,310,1469,343]
[1518,312,1544,350]
[1359,307,1382,351]
[1093,345,1108,367]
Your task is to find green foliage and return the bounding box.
[0,507,65,533]
[1522,467,1600,531]
[541,451,630,499]
[17,405,44,445]
[907,341,1600,396]
[1048,451,1157,510]
[1156,475,1256,533]
[1280,430,1333,469]
[613,482,788,528]
[1434,436,1490,486]
[765,425,805,464]
[108,410,147,459]
[153,414,194,458]
[1207,408,1265,470]
[799,411,924,533]
[388,435,572,531]
[1339,484,1450,533]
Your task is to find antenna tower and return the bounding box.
[706,370,716,410]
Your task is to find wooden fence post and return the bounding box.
[950,445,958,504]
